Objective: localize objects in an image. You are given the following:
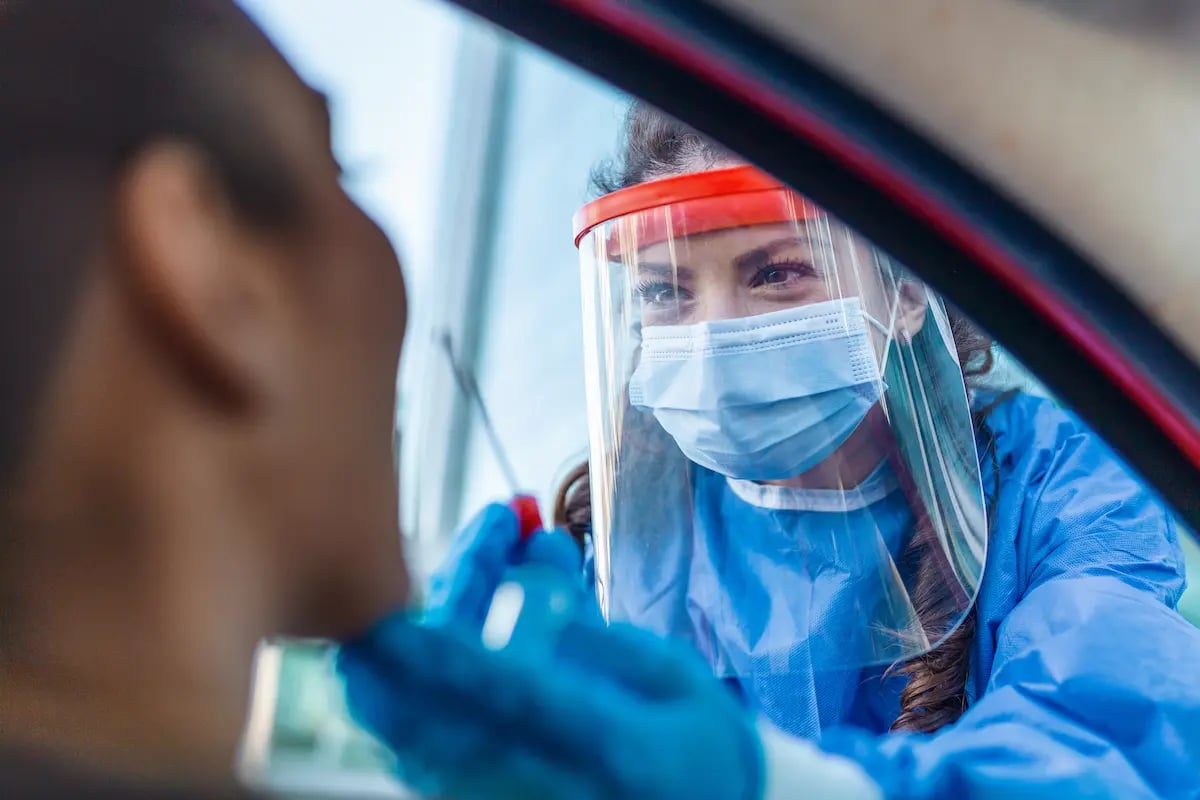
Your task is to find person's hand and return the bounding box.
[422,502,584,630]
[337,613,765,800]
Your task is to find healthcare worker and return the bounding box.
[339,105,1200,799]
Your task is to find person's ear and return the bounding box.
[112,143,291,413]
[894,280,929,343]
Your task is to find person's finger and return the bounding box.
[520,528,582,575]
[338,617,482,706]
[424,503,520,624]
[440,502,520,577]
[341,635,626,799]
[338,643,426,747]
[339,617,630,761]
[487,746,611,800]
[405,729,607,800]
[341,641,513,770]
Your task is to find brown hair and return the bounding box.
[0,0,297,488]
[557,102,1004,734]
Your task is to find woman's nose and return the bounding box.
[696,287,749,322]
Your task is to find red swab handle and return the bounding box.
[509,494,543,540]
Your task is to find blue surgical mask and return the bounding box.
[628,297,887,481]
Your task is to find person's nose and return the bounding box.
[695,283,749,322]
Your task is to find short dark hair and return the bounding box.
[0,0,299,484]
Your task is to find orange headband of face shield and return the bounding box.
[572,165,824,258]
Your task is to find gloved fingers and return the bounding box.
[393,709,607,800]
[487,747,611,800]
[423,502,520,625]
[417,739,610,800]
[340,635,529,785]
[340,657,512,799]
[520,527,583,575]
[338,615,630,759]
[339,626,628,799]
[553,620,707,699]
[518,529,607,629]
[442,503,522,566]
[339,619,505,720]
[339,617,762,800]
[337,606,418,663]
[338,642,429,748]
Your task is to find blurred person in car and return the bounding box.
[0,1,408,796]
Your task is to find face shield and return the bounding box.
[572,166,987,680]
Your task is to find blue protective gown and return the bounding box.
[819,392,1200,799]
[603,391,1200,798]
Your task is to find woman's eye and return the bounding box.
[638,281,684,306]
[752,261,813,289]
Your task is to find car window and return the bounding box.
[236,2,1200,795]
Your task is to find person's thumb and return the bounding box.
[520,528,582,575]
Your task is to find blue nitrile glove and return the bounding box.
[337,611,766,800]
[422,502,585,630]
[480,534,603,652]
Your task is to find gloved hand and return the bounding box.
[421,501,585,630]
[337,611,766,800]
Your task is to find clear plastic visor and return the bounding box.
[575,167,988,676]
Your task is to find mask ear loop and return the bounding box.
[867,281,904,379]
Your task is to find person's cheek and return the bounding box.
[373,231,406,370]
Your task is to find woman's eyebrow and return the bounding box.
[734,235,814,270]
[635,262,694,281]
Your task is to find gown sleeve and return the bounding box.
[820,397,1200,799]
